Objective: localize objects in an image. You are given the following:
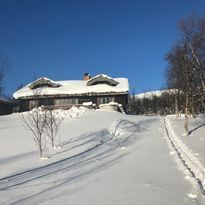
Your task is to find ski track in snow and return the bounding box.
[0,119,145,205]
[164,117,205,195]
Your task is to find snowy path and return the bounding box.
[164,116,205,192]
[0,111,205,204]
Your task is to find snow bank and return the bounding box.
[99,102,119,112]
[52,106,88,118]
[99,102,126,114]
[164,117,205,191]
[24,106,88,119]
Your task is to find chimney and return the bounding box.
[83,73,91,81]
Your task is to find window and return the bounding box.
[79,98,92,104]
[69,98,78,104]
[40,98,52,106]
[98,97,114,105]
[54,98,78,106]
[29,100,39,110]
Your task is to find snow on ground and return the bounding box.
[165,115,205,191]
[166,115,205,164]
[0,109,205,204]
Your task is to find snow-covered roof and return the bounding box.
[87,74,119,86]
[13,75,129,99]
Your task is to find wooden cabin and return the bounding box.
[13,74,129,112]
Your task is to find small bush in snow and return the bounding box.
[21,107,47,158]
[45,109,64,148]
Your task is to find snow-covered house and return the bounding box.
[13,74,129,112]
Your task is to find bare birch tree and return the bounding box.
[45,109,64,148]
[21,107,47,158]
[179,15,205,115]
[165,14,205,135]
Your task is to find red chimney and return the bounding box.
[83,73,91,81]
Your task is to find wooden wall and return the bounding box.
[17,93,128,112]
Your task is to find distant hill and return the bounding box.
[135,90,167,99]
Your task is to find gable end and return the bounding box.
[86,74,119,86]
[29,77,61,89]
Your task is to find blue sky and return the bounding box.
[1,0,205,96]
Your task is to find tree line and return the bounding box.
[128,14,205,136]
[127,91,176,116]
[166,14,205,135]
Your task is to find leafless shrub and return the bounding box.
[21,107,47,158]
[45,109,64,148]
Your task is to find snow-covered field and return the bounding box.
[0,109,205,205]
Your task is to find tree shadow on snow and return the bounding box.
[189,123,205,135]
[0,119,148,205]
